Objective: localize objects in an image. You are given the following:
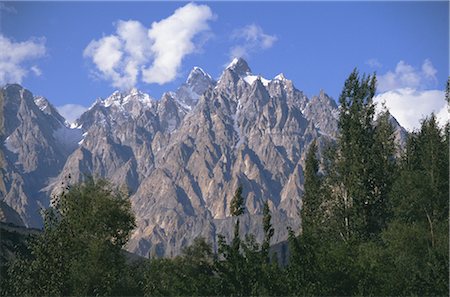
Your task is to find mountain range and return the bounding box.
[0,58,407,257]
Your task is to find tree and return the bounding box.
[230,184,245,252]
[324,69,396,242]
[301,140,322,233]
[261,200,274,259]
[5,179,136,296]
[216,185,248,296]
[143,238,218,297]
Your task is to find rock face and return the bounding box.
[2,58,396,257]
[0,84,82,227]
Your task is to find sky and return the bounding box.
[1,1,448,130]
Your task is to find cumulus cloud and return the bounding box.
[377,59,437,92]
[229,24,277,60]
[84,3,214,89]
[142,3,214,84]
[374,59,447,131]
[57,104,88,123]
[0,35,46,85]
[374,88,447,131]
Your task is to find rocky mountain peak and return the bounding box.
[187,67,213,85]
[316,90,337,108]
[175,67,215,110]
[274,73,287,81]
[102,89,153,108]
[0,60,410,258]
[226,57,252,76]
[34,96,66,125]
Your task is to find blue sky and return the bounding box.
[1,1,448,129]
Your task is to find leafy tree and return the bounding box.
[216,185,248,296]
[301,140,323,233]
[384,114,448,295]
[5,179,136,296]
[261,200,274,259]
[286,140,323,296]
[325,69,396,242]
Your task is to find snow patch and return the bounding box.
[226,58,240,69]
[34,96,48,112]
[274,73,286,81]
[78,132,88,145]
[243,75,271,87]
[103,89,153,110]
[188,66,212,82]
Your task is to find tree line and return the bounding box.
[1,70,448,296]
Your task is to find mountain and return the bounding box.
[0,85,82,227]
[0,58,403,257]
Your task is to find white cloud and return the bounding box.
[365,58,382,68]
[373,59,447,131]
[57,104,88,123]
[84,3,214,89]
[30,65,42,76]
[377,59,437,92]
[421,59,437,81]
[374,88,448,131]
[229,24,277,60]
[0,35,46,85]
[142,3,214,84]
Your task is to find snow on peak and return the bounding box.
[274,73,287,81]
[103,89,153,108]
[225,57,252,75]
[227,58,240,68]
[34,96,49,111]
[243,75,271,87]
[129,87,140,96]
[187,66,213,84]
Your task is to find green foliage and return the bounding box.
[301,140,323,233]
[143,238,218,296]
[286,69,447,297]
[230,185,245,217]
[325,69,396,242]
[262,200,274,258]
[3,69,448,297]
[4,179,136,296]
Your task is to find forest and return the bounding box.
[1,70,448,296]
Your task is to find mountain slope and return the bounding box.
[1,59,406,258]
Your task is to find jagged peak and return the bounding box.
[274,73,287,81]
[102,88,153,108]
[225,57,252,75]
[186,66,213,86]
